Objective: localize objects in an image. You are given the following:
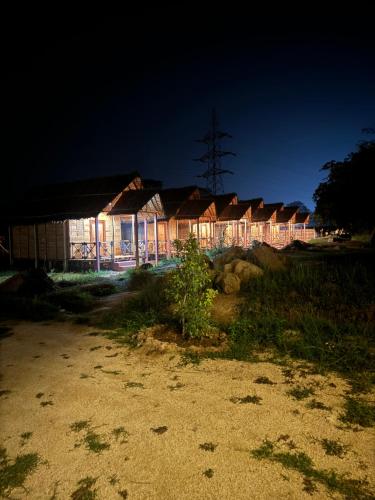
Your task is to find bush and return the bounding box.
[167,235,217,338]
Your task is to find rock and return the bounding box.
[213,246,246,271]
[223,262,233,274]
[0,268,55,296]
[247,245,286,271]
[231,259,263,282]
[215,272,241,294]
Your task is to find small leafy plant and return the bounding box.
[167,234,217,338]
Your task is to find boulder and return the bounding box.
[215,272,241,294]
[213,246,246,271]
[0,268,55,296]
[231,259,263,282]
[247,245,286,271]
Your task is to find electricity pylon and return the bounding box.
[194,109,235,194]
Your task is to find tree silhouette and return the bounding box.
[313,135,374,233]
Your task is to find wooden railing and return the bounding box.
[70,229,316,260]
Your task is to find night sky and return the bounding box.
[3,8,375,210]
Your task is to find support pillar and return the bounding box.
[134,213,139,267]
[95,217,100,272]
[188,220,192,235]
[153,214,158,265]
[166,221,171,259]
[176,219,179,240]
[111,215,115,263]
[196,219,200,247]
[131,214,135,255]
[144,218,149,263]
[244,219,247,248]
[63,220,68,272]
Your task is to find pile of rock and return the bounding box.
[209,244,287,294]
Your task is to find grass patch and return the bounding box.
[287,386,315,400]
[254,376,275,385]
[339,398,375,427]
[321,439,347,458]
[230,395,262,404]
[251,440,373,498]
[84,431,110,453]
[112,427,129,442]
[178,351,202,366]
[71,476,97,499]
[70,420,90,432]
[199,442,217,452]
[208,255,375,389]
[203,468,214,478]
[306,399,331,411]
[125,381,144,388]
[0,447,39,497]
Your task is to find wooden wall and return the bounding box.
[12,223,67,261]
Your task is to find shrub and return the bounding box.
[167,235,217,338]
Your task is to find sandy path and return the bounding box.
[0,321,374,499]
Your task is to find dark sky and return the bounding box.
[3,7,375,210]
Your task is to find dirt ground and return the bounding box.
[0,321,374,499]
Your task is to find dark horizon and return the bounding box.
[2,8,375,210]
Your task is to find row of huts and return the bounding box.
[6,172,315,270]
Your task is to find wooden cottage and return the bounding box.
[216,202,252,247]
[9,173,165,270]
[249,203,282,244]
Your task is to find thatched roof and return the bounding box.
[159,186,200,219]
[295,212,310,224]
[10,172,141,223]
[276,206,299,224]
[175,199,216,220]
[213,193,238,216]
[109,190,164,217]
[217,202,251,221]
[240,197,264,211]
[251,206,277,223]
[264,202,284,211]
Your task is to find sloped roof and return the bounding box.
[27,172,141,200]
[218,202,251,221]
[214,193,238,216]
[175,199,216,219]
[240,197,264,211]
[108,190,164,216]
[159,186,200,218]
[276,206,299,223]
[295,212,310,224]
[10,172,141,223]
[251,206,277,222]
[264,202,284,211]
